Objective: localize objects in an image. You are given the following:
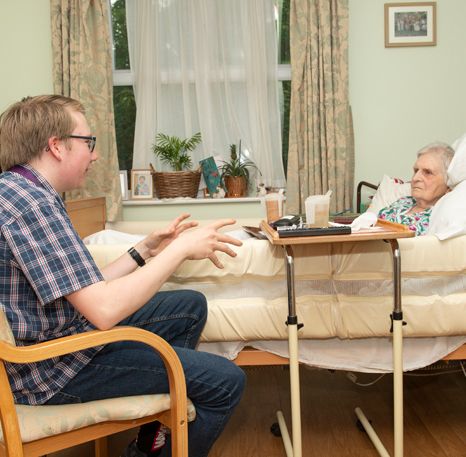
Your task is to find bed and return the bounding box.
[66,196,466,373]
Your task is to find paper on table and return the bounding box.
[330,212,381,232]
[350,212,378,232]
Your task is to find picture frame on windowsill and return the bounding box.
[131,169,153,199]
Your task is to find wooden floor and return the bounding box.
[50,364,466,457]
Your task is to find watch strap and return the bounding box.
[128,247,146,267]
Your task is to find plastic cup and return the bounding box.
[305,194,330,227]
[264,193,284,223]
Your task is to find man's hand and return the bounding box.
[178,219,243,268]
[71,218,243,328]
[141,213,198,258]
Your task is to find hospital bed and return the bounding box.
[66,197,466,371]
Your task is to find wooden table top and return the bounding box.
[259,219,415,246]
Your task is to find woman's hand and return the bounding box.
[140,213,198,259]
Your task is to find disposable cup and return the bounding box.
[264,193,284,223]
[305,194,330,227]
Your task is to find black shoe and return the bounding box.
[120,427,169,457]
[120,440,147,457]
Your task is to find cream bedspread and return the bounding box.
[86,231,466,341]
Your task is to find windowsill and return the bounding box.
[123,196,263,206]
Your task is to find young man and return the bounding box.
[0,95,246,457]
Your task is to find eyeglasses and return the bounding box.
[66,135,97,153]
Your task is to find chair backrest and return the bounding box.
[0,307,24,456]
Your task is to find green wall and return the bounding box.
[349,0,466,186]
[0,0,53,112]
[1,0,465,210]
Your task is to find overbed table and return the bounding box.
[260,220,415,457]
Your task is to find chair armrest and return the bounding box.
[0,326,188,456]
[0,326,176,365]
[0,327,187,435]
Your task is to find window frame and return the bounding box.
[110,0,291,172]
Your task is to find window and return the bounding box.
[111,0,135,171]
[111,0,291,176]
[276,0,291,173]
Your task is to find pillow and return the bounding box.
[366,175,411,214]
[447,133,466,187]
[427,180,466,240]
[427,133,466,239]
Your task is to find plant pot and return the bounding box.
[224,176,247,198]
[152,170,201,198]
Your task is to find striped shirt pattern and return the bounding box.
[0,166,104,405]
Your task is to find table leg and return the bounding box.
[276,245,302,457]
[354,239,404,457]
[390,239,404,457]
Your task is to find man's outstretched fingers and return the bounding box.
[208,218,237,231]
[217,233,243,247]
[208,253,223,268]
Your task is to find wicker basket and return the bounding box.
[152,170,201,199]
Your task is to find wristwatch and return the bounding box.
[127,247,146,267]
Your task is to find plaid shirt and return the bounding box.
[0,165,104,405]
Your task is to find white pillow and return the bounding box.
[428,132,466,240]
[366,175,411,214]
[447,133,466,187]
[83,229,145,245]
[427,180,466,240]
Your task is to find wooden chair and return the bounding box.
[0,309,190,457]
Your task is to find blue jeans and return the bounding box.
[46,290,246,457]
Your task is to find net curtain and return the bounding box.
[126,0,286,189]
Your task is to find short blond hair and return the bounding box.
[0,95,85,171]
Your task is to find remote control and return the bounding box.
[276,225,351,238]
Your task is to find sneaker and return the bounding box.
[120,426,169,457]
[150,424,169,453]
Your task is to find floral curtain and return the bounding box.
[50,0,121,221]
[286,0,354,214]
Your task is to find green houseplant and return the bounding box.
[220,142,259,198]
[151,132,202,198]
[152,132,201,171]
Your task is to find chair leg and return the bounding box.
[94,437,108,457]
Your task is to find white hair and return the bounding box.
[417,142,454,181]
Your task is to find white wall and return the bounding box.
[349,0,466,186]
[1,0,465,195]
[0,0,53,112]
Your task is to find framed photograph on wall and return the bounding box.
[119,170,129,200]
[384,2,436,48]
[131,169,153,199]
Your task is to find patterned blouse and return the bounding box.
[378,196,431,236]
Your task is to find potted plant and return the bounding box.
[220,141,259,198]
[151,132,202,198]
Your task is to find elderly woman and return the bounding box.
[378,142,454,235]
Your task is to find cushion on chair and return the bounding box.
[0,395,195,443]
